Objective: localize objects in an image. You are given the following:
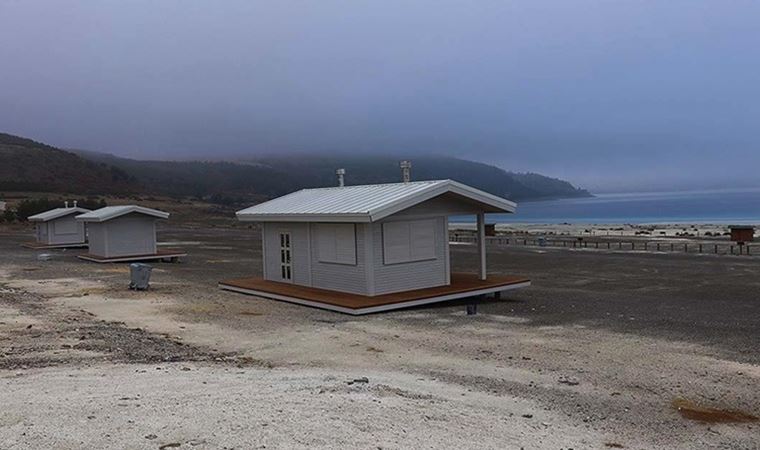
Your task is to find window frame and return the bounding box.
[315,223,357,266]
[382,218,437,265]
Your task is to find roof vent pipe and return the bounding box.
[400,160,412,183]
[336,168,346,187]
[73,200,78,208]
[64,201,69,208]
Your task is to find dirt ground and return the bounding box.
[1,223,758,449]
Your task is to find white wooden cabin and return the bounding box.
[75,205,185,262]
[27,205,91,248]
[222,179,530,314]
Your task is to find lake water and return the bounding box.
[479,188,760,224]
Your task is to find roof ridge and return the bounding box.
[301,179,448,191]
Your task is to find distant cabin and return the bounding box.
[75,205,172,262]
[28,206,91,247]
[222,179,530,314]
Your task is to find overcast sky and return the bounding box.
[1,1,758,193]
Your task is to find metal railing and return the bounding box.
[449,234,754,256]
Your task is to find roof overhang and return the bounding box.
[28,207,92,222]
[76,206,170,222]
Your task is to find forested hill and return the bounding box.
[75,151,591,202]
[0,131,590,202]
[0,133,137,194]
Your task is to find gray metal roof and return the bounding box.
[76,205,170,222]
[28,207,91,222]
[236,179,517,223]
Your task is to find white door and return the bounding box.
[278,232,293,283]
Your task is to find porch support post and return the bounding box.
[477,211,487,280]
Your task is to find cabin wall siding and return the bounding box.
[388,193,484,219]
[47,215,87,245]
[87,223,108,257]
[310,223,369,295]
[36,223,48,243]
[370,216,448,295]
[99,216,156,257]
[261,222,311,286]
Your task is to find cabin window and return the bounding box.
[315,223,357,265]
[53,218,77,235]
[382,219,436,264]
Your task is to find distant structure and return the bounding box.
[220,163,530,314]
[75,205,186,263]
[25,202,91,249]
[729,225,755,243]
[0,200,6,212]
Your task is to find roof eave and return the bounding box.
[236,213,372,223]
[368,180,516,221]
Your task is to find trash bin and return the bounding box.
[129,263,153,290]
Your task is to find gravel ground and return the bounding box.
[1,223,758,449]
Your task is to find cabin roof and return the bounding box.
[28,207,91,222]
[236,179,516,223]
[76,205,170,222]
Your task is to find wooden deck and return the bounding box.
[219,273,531,315]
[21,242,88,249]
[78,249,187,263]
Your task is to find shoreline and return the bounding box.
[449,222,755,239]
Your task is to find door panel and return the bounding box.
[278,232,293,283]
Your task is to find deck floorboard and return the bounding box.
[78,249,186,263]
[220,273,530,313]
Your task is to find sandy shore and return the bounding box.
[1,224,758,449]
[450,222,748,239]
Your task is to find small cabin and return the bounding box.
[729,225,755,243]
[221,179,531,314]
[27,204,91,248]
[75,205,184,262]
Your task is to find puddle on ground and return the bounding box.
[673,398,758,423]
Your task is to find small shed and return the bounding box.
[729,225,755,243]
[220,179,531,314]
[75,205,186,263]
[26,205,91,248]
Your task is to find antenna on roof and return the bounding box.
[64,201,69,208]
[336,168,346,187]
[400,160,412,183]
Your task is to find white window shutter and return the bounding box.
[316,223,356,265]
[383,219,436,264]
[410,219,436,260]
[383,222,410,264]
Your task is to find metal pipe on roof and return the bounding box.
[400,160,412,183]
[336,168,345,187]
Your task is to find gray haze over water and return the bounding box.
[1,1,758,193]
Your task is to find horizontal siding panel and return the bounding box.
[310,223,368,295]
[372,217,447,295]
